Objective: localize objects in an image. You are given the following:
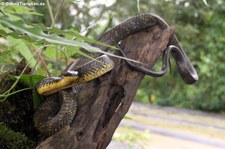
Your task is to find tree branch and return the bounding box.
[36,26,174,149]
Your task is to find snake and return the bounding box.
[33,55,114,135]
[33,13,198,135]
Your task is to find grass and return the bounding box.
[112,126,151,149]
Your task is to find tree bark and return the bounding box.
[36,26,174,149]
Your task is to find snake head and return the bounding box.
[36,71,79,96]
[169,45,199,84]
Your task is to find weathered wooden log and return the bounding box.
[36,26,174,149]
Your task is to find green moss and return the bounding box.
[0,122,35,149]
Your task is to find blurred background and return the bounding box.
[0,0,225,148]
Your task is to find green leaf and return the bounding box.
[0,24,12,34]
[64,28,116,50]
[0,17,139,64]
[0,48,17,64]
[7,37,36,67]
[0,16,102,53]
[13,74,44,109]
[16,74,45,87]
[1,5,43,16]
[33,88,43,110]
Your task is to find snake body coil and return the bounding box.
[34,14,198,135]
[34,55,114,135]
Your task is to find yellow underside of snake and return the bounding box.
[33,55,114,135]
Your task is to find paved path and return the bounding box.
[108,102,225,149]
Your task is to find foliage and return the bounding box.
[0,66,36,146]
[0,122,35,149]
[132,0,225,112]
[0,16,101,53]
[190,2,225,111]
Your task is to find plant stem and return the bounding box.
[46,0,55,27]
[31,44,51,77]
[54,0,65,22]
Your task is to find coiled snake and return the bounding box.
[33,14,198,135]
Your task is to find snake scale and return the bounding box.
[33,13,198,135]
